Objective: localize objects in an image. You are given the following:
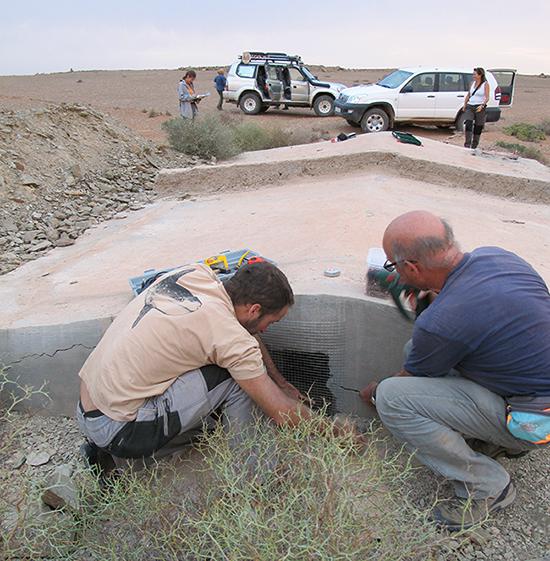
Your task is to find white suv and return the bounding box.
[223,52,347,116]
[334,67,516,132]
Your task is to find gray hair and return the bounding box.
[392,219,459,267]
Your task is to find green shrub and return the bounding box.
[162,115,240,160]
[537,119,550,135]
[502,122,545,142]
[495,140,546,163]
[163,115,324,160]
[233,121,274,151]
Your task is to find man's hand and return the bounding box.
[359,381,378,406]
[255,335,314,406]
[279,380,312,406]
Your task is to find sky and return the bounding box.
[1,0,549,76]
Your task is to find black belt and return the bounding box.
[79,401,104,418]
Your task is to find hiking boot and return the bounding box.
[79,440,117,477]
[466,438,530,460]
[432,481,516,531]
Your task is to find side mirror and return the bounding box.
[401,85,413,93]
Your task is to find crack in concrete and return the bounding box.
[337,384,360,394]
[6,343,96,366]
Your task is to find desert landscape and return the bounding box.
[1,66,550,152]
[1,62,550,561]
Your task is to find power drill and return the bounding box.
[367,268,431,322]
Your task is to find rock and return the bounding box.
[31,211,43,220]
[41,464,79,510]
[29,240,53,252]
[65,174,76,187]
[1,217,18,232]
[70,163,82,179]
[55,235,75,247]
[15,160,25,171]
[20,174,41,186]
[45,228,60,241]
[7,452,26,469]
[22,230,40,243]
[26,450,52,466]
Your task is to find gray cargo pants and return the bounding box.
[376,351,537,499]
[77,366,258,462]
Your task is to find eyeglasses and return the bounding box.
[383,259,417,272]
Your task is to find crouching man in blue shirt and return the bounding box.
[361,210,550,531]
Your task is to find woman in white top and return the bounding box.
[462,67,490,149]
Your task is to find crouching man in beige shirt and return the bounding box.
[77,261,311,470]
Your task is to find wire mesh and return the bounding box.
[262,314,346,415]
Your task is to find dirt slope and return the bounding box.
[0,104,192,274]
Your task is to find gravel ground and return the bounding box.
[0,412,548,560]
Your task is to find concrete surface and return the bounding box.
[1,137,549,416]
[157,133,550,204]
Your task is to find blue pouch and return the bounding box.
[506,396,550,445]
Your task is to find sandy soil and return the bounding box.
[1,68,549,160]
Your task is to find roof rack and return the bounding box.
[239,51,302,64]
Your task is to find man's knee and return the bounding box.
[375,376,407,417]
[464,120,474,131]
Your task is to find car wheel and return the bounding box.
[313,95,334,117]
[346,119,361,128]
[361,108,390,133]
[240,93,262,115]
[259,105,269,113]
[455,111,466,132]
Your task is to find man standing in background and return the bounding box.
[214,68,227,110]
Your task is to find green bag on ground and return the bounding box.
[392,131,422,146]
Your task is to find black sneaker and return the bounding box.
[79,440,117,478]
[432,481,516,531]
[467,438,530,460]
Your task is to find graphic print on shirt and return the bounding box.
[132,268,202,328]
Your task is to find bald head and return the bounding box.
[383,211,459,268]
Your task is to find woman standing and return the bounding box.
[178,70,200,120]
[462,67,490,149]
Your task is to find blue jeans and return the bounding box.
[376,368,537,499]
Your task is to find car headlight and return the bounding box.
[347,95,370,104]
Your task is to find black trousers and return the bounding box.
[464,104,486,148]
[217,90,224,110]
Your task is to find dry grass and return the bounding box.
[1,372,474,560]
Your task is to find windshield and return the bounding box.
[302,66,316,81]
[377,70,413,89]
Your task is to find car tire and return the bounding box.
[240,93,262,115]
[346,119,361,128]
[259,105,269,113]
[360,108,390,133]
[313,95,334,117]
[455,111,466,132]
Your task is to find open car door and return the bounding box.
[489,68,516,107]
[265,64,283,103]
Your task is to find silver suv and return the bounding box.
[223,52,347,116]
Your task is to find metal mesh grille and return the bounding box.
[262,314,346,415]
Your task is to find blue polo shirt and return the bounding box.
[405,247,550,397]
[214,75,227,92]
